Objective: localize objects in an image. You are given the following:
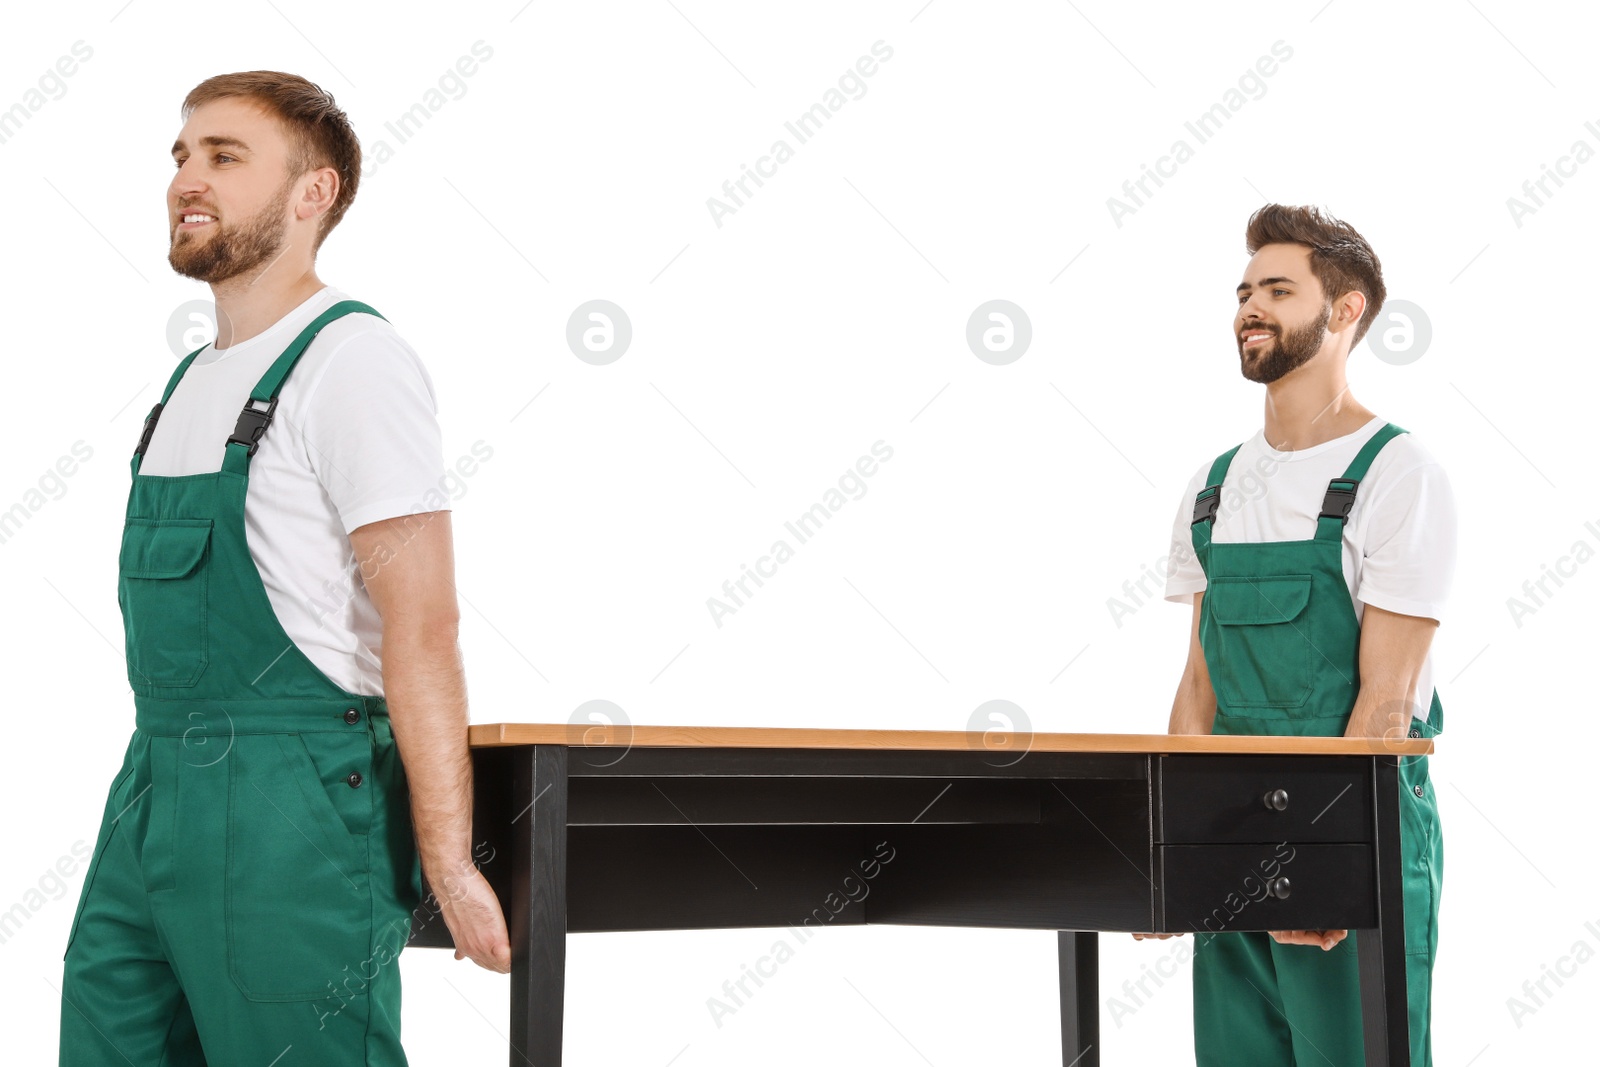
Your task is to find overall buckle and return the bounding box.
[228,396,279,456]
[1191,484,1223,525]
[134,402,164,456]
[1320,478,1360,524]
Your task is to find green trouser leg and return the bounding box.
[61,717,420,1065]
[1398,752,1442,1067]
[1192,748,1441,1066]
[59,735,207,1065]
[1194,929,1363,1066]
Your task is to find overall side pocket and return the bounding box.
[1399,755,1441,959]
[62,754,137,959]
[226,733,372,1002]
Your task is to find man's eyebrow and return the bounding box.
[1236,276,1297,293]
[171,135,252,157]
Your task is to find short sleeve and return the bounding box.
[1355,463,1457,621]
[299,331,451,535]
[1164,468,1208,604]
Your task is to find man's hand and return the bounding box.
[431,859,512,973]
[1268,929,1347,950]
[1131,932,1185,941]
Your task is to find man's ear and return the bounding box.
[297,165,339,224]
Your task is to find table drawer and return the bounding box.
[1157,756,1371,844]
[1157,843,1375,932]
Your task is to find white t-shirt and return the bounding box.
[1162,415,1457,723]
[136,286,451,695]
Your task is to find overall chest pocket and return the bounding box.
[1204,573,1315,710]
[118,518,212,689]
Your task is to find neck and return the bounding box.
[211,266,327,350]
[1261,359,1375,452]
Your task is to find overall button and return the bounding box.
[1409,726,1420,738]
[343,707,361,724]
[346,771,364,788]
[1413,784,1425,797]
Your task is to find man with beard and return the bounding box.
[1135,204,1454,1065]
[59,73,509,1066]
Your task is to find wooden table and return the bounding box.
[405,724,1433,1066]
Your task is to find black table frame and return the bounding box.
[408,743,1413,1066]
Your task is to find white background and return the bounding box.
[3,1,1596,1064]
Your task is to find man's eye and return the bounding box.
[216,154,236,163]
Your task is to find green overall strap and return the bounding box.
[220,300,386,477]
[1313,421,1408,542]
[130,346,208,476]
[1189,443,1243,551]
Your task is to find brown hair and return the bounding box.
[181,72,360,252]
[1244,204,1386,349]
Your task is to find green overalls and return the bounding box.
[1187,421,1443,1066]
[60,301,424,1066]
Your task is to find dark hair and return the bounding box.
[1244,204,1386,349]
[181,71,360,252]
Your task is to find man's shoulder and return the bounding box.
[286,295,434,425]
[305,292,404,344]
[1369,423,1448,485]
[297,294,424,377]
[1351,424,1454,536]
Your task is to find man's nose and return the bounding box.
[170,162,207,198]
[1238,297,1269,323]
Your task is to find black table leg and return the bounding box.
[508,744,568,1067]
[1058,930,1099,1066]
[1358,756,1409,1066]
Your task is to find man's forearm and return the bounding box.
[381,623,473,875]
[1169,671,1217,735]
[1344,669,1420,739]
[1346,604,1436,739]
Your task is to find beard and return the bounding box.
[1239,302,1332,384]
[168,173,296,284]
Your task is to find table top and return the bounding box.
[468,723,1434,756]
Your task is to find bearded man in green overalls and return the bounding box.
[1136,204,1453,1065]
[59,72,511,1065]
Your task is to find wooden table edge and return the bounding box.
[466,722,1434,756]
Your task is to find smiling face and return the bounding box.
[1234,243,1335,385]
[167,97,305,284]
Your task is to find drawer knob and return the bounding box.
[1270,877,1291,900]
[1263,788,1289,811]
